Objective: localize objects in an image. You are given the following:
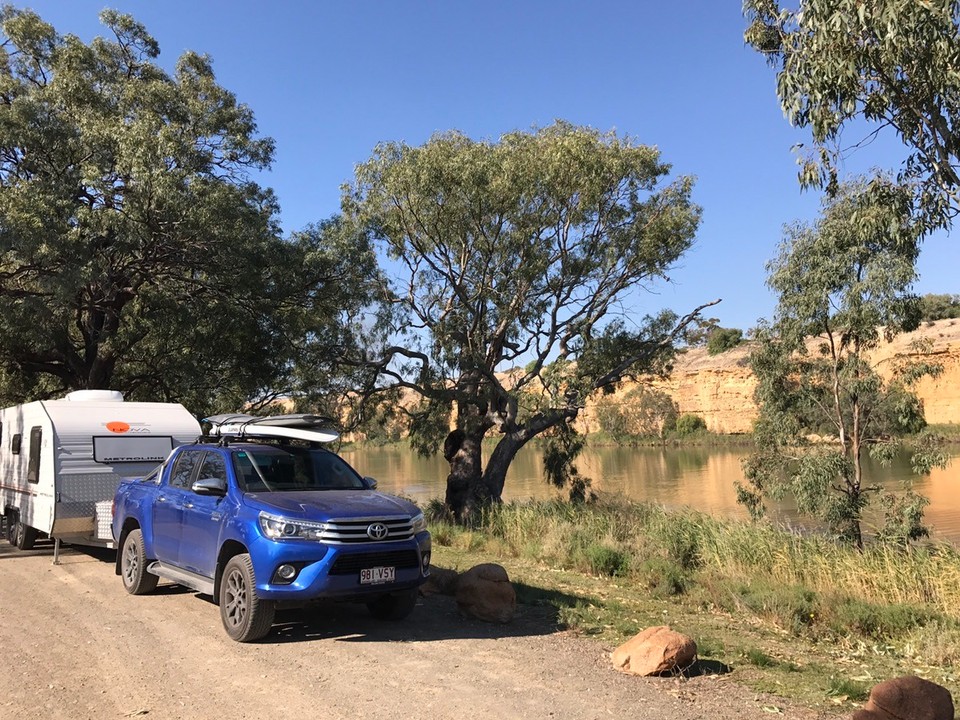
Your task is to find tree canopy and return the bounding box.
[744,0,960,231]
[739,178,945,547]
[0,8,372,413]
[342,122,713,518]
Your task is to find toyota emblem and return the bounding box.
[367,522,389,540]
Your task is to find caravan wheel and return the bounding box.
[4,513,14,544]
[14,520,36,551]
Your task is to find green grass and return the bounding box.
[427,497,960,713]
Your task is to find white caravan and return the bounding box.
[0,390,200,551]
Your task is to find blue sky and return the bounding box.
[16,1,959,331]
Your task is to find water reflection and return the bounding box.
[339,444,960,542]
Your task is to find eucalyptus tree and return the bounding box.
[744,0,960,231]
[342,122,714,519]
[0,8,367,414]
[739,179,946,548]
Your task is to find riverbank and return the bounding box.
[343,422,960,453]
[427,497,960,714]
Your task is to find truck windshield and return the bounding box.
[232,446,366,493]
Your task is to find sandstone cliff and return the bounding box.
[602,318,960,435]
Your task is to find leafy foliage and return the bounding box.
[920,293,960,321]
[674,413,707,436]
[706,327,744,355]
[541,422,592,503]
[594,386,679,442]
[744,0,960,230]
[739,179,946,547]
[342,121,713,518]
[0,9,374,414]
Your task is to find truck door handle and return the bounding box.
[183,502,194,509]
[157,495,167,503]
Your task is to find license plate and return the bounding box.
[360,566,395,585]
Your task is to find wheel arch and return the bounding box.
[214,539,249,604]
[114,517,142,575]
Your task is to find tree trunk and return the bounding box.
[443,429,486,522]
[482,432,529,501]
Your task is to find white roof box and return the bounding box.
[205,413,339,443]
[63,390,125,402]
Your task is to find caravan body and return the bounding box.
[0,390,200,549]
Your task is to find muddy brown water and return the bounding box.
[340,445,960,542]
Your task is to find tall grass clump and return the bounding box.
[425,495,960,650]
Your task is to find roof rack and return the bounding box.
[202,413,340,445]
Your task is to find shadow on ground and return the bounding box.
[682,658,734,677]
[267,592,568,644]
[0,538,115,563]
[0,545,593,645]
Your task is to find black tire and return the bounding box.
[4,513,15,544]
[13,518,36,551]
[120,529,158,595]
[366,588,419,621]
[219,554,275,642]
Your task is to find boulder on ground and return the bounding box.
[454,563,516,623]
[420,567,460,596]
[611,625,697,677]
[852,675,954,720]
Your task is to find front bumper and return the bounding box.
[249,531,431,601]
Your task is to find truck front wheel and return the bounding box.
[121,529,158,595]
[219,554,275,642]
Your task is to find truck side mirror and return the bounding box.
[192,477,227,496]
[363,476,378,490]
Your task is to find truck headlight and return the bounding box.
[411,512,427,534]
[258,511,327,541]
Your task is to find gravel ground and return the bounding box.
[0,540,833,720]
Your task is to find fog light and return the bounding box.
[421,551,431,573]
[277,564,297,580]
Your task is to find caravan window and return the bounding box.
[27,426,41,484]
[11,433,21,455]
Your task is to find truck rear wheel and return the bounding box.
[121,529,158,595]
[220,554,275,642]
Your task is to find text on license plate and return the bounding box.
[360,566,395,584]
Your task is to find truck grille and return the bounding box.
[329,549,420,575]
[320,517,414,544]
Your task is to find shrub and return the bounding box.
[706,327,743,354]
[636,556,690,597]
[674,413,707,436]
[584,543,631,577]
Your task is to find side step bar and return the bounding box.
[147,561,215,596]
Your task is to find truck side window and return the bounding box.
[195,452,227,489]
[11,433,21,455]
[170,450,202,489]
[27,426,41,483]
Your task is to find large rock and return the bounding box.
[420,566,459,596]
[611,626,697,677]
[455,563,516,623]
[852,675,954,720]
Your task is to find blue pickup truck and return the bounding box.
[112,430,431,642]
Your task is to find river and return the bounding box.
[339,444,960,542]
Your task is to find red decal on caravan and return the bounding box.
[106,422,130,433]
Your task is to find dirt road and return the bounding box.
[0,540,830,720]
